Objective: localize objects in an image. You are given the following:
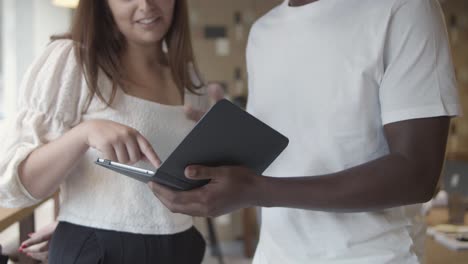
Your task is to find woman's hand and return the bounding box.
[81,120,161,167]
[19,221,58,263]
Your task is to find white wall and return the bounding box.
[0,0,3,76]
[1,0,72,116]
[0,0,3,118]
[33,0,72,57]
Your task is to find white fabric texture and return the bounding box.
[247,0,460,263]
[0,39,210,235]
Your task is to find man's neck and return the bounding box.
[289,0,319,7]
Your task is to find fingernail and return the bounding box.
[186,168,196,178]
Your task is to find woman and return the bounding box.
[0,0,208,263]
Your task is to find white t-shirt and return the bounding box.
[246,0,460,263]
[0,40,210,235]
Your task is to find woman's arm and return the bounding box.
[19,120,161,200]
[18,123,89,200]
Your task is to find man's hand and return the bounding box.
[148,166,264,217]
[150,117,450,214]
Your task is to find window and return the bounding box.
[0,0,3,119]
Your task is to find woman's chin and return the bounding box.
[130,36,165,47]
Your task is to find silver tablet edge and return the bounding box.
[97,158,155,175]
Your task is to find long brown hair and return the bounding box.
[54,0,203,109]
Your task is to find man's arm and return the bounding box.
[261,117,450,212]
[148,117,450,217]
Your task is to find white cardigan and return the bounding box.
[0,40,210,235]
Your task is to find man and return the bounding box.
[149,0,460,263]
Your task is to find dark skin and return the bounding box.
[149,117,450,217]
[147,0,452,217]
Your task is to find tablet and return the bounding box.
[95,99,289,191]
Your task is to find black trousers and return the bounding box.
[0,255,7,264]
[49,222,206,264]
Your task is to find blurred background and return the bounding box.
[0,0,467,263]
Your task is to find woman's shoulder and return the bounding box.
[48,38,74,47]
[18,38,88,113]
[29,38,80,75]
[44,38,76,56]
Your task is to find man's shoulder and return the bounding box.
[250,3,285,32]
[361,0,439,15]
[251,0,405,25]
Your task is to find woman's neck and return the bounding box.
[120,42,182,105]
[121,41,168,87]
[123,41,167,71]
[289,0,319,7]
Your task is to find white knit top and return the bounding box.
[0,40,210,235]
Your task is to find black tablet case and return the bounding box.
[96,99,289,190]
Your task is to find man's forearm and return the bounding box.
[257,153,438,212]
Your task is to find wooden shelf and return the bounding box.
[446,152,468,162]
[425,208,468,264]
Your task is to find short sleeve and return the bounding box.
[379,0,461,125]
[0,39,88,208]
